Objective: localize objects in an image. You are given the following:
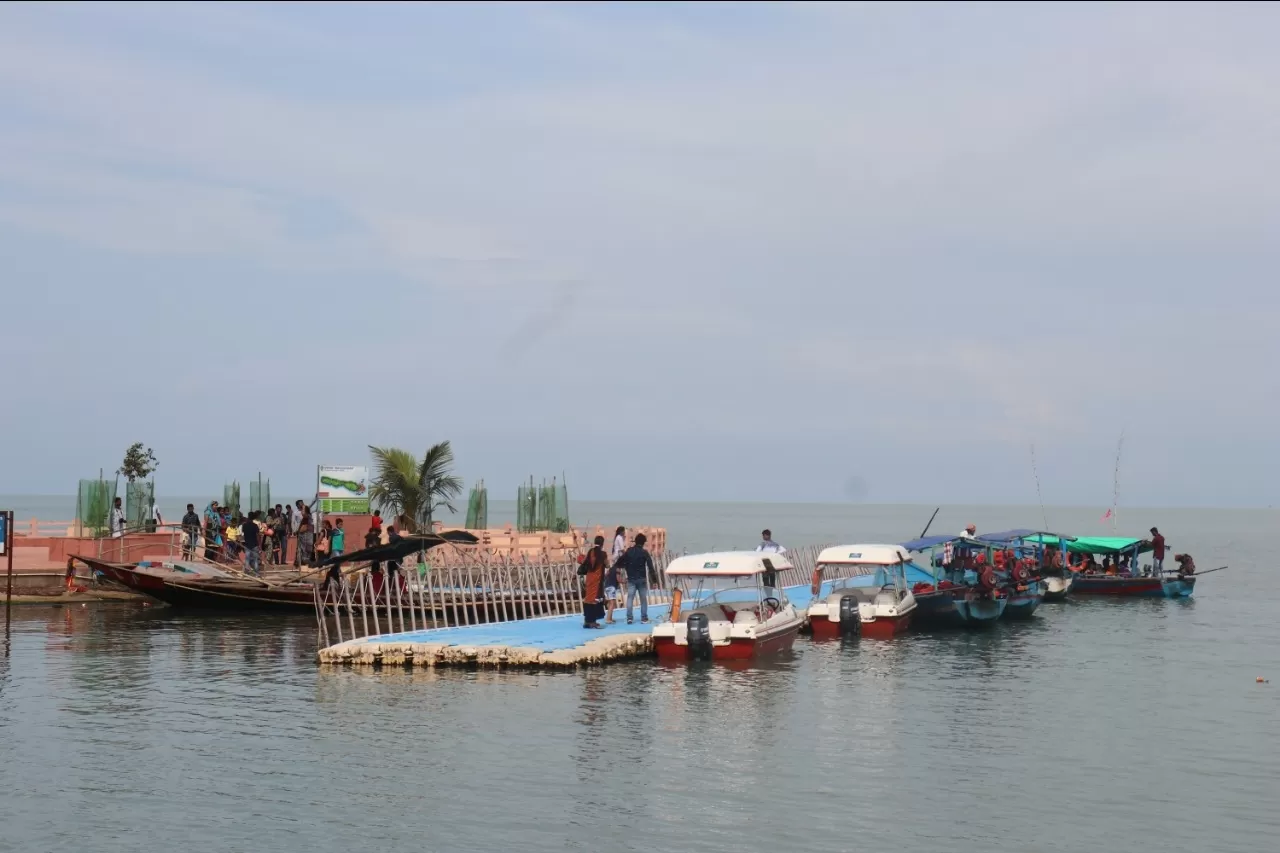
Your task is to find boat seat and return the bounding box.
[732,610,758,626]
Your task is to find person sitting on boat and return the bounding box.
[1174,553,1196,576]
[960,523,977,539]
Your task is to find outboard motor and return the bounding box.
[686,612,713,660]
[838,595,860,639]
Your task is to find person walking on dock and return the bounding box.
[578,536,608,629]
[1149,527,1166,573]
[182,504,201,559]
[618,532,656,624]
[241,511,262,576]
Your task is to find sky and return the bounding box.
[0,2,1277,507]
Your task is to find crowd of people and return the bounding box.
[177,500,373,577]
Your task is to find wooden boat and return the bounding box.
[1021,535,1196,599]
[74,531,479,613]
[653,552,803,661]
[973,529,1071,620]
[900,535,1007,627]
[806,544,920,639]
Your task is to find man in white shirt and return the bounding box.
[756,529,786,554]
[960,524,977,539]
[110,497,127,538]
[150,501,163,532]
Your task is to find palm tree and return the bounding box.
[367,441,464,533]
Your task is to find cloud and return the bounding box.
[0,2,1277,502]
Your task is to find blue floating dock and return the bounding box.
[317,580,869,668]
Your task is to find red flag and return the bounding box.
[1101,508,1113,521]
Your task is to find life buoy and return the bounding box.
[979,568,998,590]
[1011,564,1030,583]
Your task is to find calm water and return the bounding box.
[1,502,1277,852]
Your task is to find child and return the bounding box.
[370,509,383,532]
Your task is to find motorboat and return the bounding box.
[652,551,803,661]
[806,544,919,639]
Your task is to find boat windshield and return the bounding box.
[693,584,790,607]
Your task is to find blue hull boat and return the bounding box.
[1003,581,1045,619]
[954,592,1006,624]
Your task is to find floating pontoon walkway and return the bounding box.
[318,603,674,668]
[316,574,870,669]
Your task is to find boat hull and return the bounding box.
[859,610,913,639]
[653,622,799,661]
[954,594,1006,624]
[74,556,316,612]
[910,588,1006,627]
[911,589,964,628]
[1003,583,1044,620]
[808,615,849,640]
[1071,574,1195,598]
[1042,574,1072,602]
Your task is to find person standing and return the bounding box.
[384,525,402,587]
[296,517,314,570]
[1149,527,1167,573]
[291,500,305,558]
[110,497,126,539]
[181,503,201,559]
[961,523,977,539]
[756,529,786,554]
[618,532,656,625]
[273,503,288,563]
[149,500,163,533]
[577,535,608,629]
[331,518,346,560]
[314,520,332,568]
[241,511,262,576]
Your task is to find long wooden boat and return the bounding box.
[74,555,318,612]
[1018,534,1196,599]
[74,530,480,613]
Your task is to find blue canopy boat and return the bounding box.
[972,529,1072,618]
[900,534,1007,627]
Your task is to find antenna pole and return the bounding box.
[1111,430,1125,533]
[1030,444,1048,530]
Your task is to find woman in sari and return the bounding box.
[578,535,608,629]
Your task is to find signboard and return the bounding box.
[317,465,370,514]
[0,511,7,556]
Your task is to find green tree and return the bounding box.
[117,443,158,482]
[367,441,464,533]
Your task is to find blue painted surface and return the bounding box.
[956,596,1006,623]
[354,580,828,652]
[1001,580,1045,619]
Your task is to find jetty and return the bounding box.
[315,546,835,669]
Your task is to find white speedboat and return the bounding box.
[806,544,917,639]
[653,552,803,661]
